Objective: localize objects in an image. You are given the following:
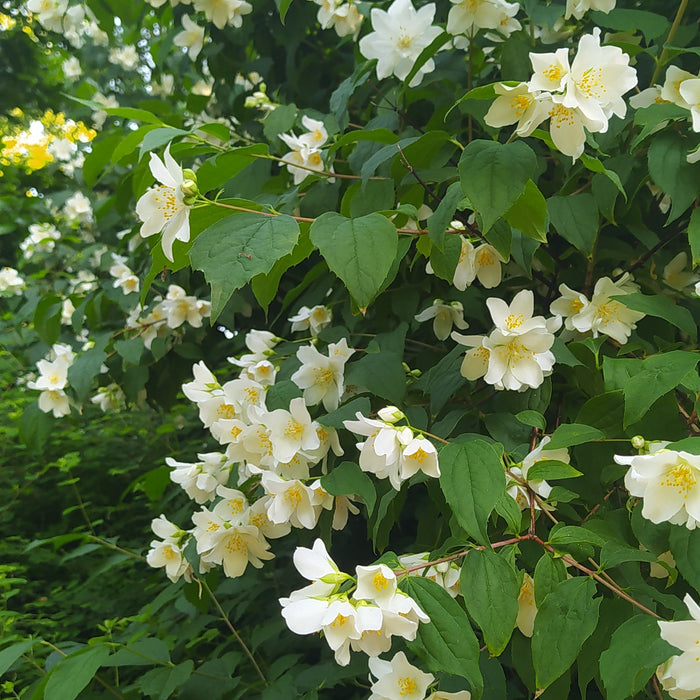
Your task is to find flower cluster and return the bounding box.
[279,116,330,185]
[0,266,25,296]
[20,222,61,260]
[26,343,76,417]
[126,284,211,349]
[446,0,521,40]
[280,539,429,666]
[485,29,637,159]
[452,289,559,392]
[344,407,440,490]
[425,235,505,291]
[288,303,333,336]
[109,254,139,295]
[617,446,700,530]
[136,145,198,262]
[25,0,107,47]
[358,0,444,88]
[550,274,645,344]
[309,0,363,38]
[657,594,700,700]
[414,299,469,341]
[506,436,570,511]
[631,65,700,162]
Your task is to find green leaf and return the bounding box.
[321,461,376,515]
[458,140,536,233]
[548,525,604,548]
[329,128,399,154]
[484,218,512,261]
[495,491,524,534]
[195,144,269,193]
[590,8,670,41]
[403,30,450,88]
[67,334,110,402]
[648,131,700,223]
[579,154,627,200]
[428,233,461,284]
[189,213,300,321]
[111,124,158,164]
[344,352,406,404]
[632,103,692,148]
[599,615,677,700]
[137,660,195,700]
[439,440,505,546]
[547,194,598,256]
[531,578,601,691]
[103,638,171,666]
[505,179,547,243]
[139,127,189,159]
[460,549,521,656]
[114,338,144,366]
[623,351,700,427]
[533,553,567,607]
[33,294,62,346]
[20,401,54,452]
[670,527,700,596]
[599,541,657,570]
[360,136,419,186]
[44,644,111,700]
[400,577,483,698]
[428,181,463,250]
[543,423,604,450]
[515,410,546,431]
[251,225,314,313]
[526,460,583,481]
[689,207,700,266]
[103,106,165,124]
[316,397,371,430]
[613,292,697,341]
[0,640,37,676]
[309,212,398,309]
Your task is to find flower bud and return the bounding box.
[631,435,645,449]
[180,174,199,198]
[378,406,405,423]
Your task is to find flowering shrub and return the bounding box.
[2,0,700,697]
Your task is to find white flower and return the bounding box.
[0,267,25,295]
[549,283,589,330]
[571,276,644,344]
[447,0,519,37]
[167,452,232,503]
[279,133,326,184]
[358,0,444,88]
[331,1,363,38]
[288,304,332,336]
[259,397,320,464]
[161,284,208,328]
[228,329,279,368]
[415,299,469,341]
[368,651,434,700]
[146,516,191,583]
[62,56,82,80]
[26,0,67,32]
[298,116,328,150]
[560,28,637,125]
[90,384,125,412]
[617,449,700,529]
[399,552,460,598]
[63,191,93,224]
[37,389,71,417]
[401,436,440,481]
[194,0,252,28]
[565,0,615,20]
[261,473,324,529]
[108,45,139,70]
[291,338,354,410]
[664,252,699,291]
[657,594,700,699]
[516,573,537,637]
[174,15,205,60]
[136,145,193,262]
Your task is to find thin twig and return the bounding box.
[200,578,268,686]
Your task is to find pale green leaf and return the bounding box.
[309,212,398,308]
[460,549,521,656]
[526,460,583,481]
[458,140,536,233]
[189,213,300,321]
[439,440,505,546]
[505,179,547,242]
[400,577,483,699]
[532,578,601,691]
[547,193,598,255]
[599,615,676,700]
